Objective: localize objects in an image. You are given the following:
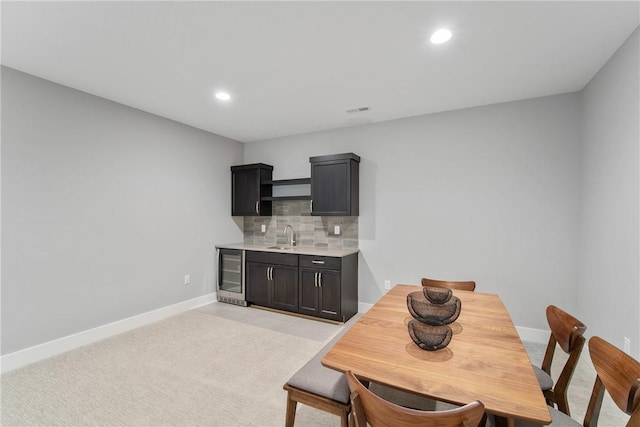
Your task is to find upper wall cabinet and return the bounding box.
[309,153,360,216]
[231,163,273,216]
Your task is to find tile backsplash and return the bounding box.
[244,200,358,249]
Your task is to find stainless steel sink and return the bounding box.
[268,245,294,251]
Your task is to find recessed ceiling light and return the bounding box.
[430,28,452,44]
[215,91,231,101]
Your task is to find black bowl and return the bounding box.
[407,292,461,325]
[408,320,452,351]
[422,286,452,304]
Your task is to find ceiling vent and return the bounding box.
[346,106,370,114]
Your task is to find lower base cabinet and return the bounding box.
[246,261,270,306]
[299,259,342,321]
[246,251,299,312]
[245,250,358,322]
[271,265,298,311]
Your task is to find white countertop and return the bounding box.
[215,242,359,257]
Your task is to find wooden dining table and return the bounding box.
[321,285,551,426]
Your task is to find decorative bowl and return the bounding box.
[408,320,452,351]
[422,286,452,304]
[407,292,461,325]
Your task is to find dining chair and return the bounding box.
[533,305,587,416]
[346,371,485,427]
[516,335,640,427]
[421,277,476,292]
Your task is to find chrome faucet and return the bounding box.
[284,224,295,247]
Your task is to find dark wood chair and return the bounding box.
[516,336,640,426]
[283,325,353,427]
[346,371,485,427]
[421,277,476,292]
[283,383,350,427]
[533,305,586,416]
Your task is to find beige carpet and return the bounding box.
[1,307,631,426]
[1,310,338,426]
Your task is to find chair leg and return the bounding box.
[340,410,349,427]
[285,391,297,427]
[556,394,570,416]
[480,412,488,427]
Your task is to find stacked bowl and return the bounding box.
[407,287,461,351]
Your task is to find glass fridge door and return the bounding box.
[219,250,242,294]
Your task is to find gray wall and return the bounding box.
[245,93,582,330]
[578,28,639,357]
[4,28,637,356]
[1,67,244,354]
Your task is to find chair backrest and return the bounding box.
[583,336,640,427]
[541,305,587,415]
[546,305,587,354]
[421,277,476,292]
[345,371,485,427]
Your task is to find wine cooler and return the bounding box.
[217,248,246,306]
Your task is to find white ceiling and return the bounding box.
[2,1,639,143]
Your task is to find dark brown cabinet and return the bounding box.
[246,250,358,322]
[299,263,341,320]
[310,153,360,216]
[270,265,298,311]
[245,251,299,312]
[231,163,273,216]
[298,254,358,322]
[246,261,270,306]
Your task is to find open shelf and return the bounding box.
[261,195,312,201]
[263,177,311,201]
[264,178,311,186]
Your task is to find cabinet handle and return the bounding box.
[311,260,325,264]
[310,200,313,213]
[314,272,318,287]
[255,201,260,214]
[318,272,322,288]
[266,267,270,281]
[269,267,273,281]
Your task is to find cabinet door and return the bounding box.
[232,168,261,216]
[311,161,350,215]
[318,270,341,320]
[271,265,299,312]
[299,267,319,316]
[231,166,272,216]
[246,262,270,306]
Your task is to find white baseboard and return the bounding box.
[516,326,549,344]
[358,302,373,313]
[1,293,216,373]
[2,294,546,373]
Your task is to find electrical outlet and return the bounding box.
[184,275,191,286]
[261,224,266,233]
[384,280,391,290]
[624,337,631,354]
[334,225,341,235]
